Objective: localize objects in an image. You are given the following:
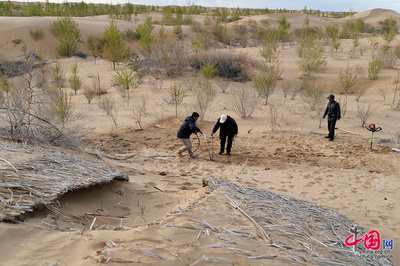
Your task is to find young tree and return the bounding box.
[136,16,156,60]
[103,20,129,70]
[68,63,83,95]
[50,17,80,57]
[278,15,291,41]
[168,82,186,117]
[113,68,139,106]
[191,80,216,121]
[51,89,75,129]
[50,61,65,90]
[338,63,357,106]
[253,44,282,105]
[298,39,326,73]
[200,61,219,80]
[368,56,384,80]
[87,35,103,64]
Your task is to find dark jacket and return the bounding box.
[177,116,200,139]
[212,116,238,137]
[323,101,341,120]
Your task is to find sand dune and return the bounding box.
[351,8,400,27]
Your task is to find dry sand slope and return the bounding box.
[1,124,400,265]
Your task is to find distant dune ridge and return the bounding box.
[350,8,400,26]
[0,8,399,58]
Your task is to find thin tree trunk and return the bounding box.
[393,72,399,105]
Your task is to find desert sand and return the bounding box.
[0,8,400,265]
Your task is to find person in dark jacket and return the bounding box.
[211,114,238,156]
[177,112,203,158]
[323,94,341,141]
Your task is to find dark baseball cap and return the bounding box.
[327,94,335,99]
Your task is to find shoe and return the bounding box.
[329,138,334,141]
[226,153,231,156]
[176,152,183,158]
[218,151,224,155]
[324,136,330,138]
[190,154,197,158]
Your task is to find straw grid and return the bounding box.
[0,141,128,222]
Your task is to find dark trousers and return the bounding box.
[328,117,337,140]
[220,134,234,153]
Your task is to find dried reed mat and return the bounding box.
[0,140,128,222]
[196,177,394,265]
[121,177,393,265]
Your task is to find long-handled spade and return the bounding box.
[211,135,214,160]
[365,124,382,150]
[203,133,213,161]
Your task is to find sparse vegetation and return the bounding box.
[191,80,216,121]
[103,20,129,70]
[50,61,65,90]
[356,101,378,127]
[113,68,139,106]
[168,82,186,117]
[228,85,260,118]
[338,63,358,105]
[98,95,118,129]
[68,63,83,95]
[30,29,44,42]
[368,57,384,80]
[50,17,80,57]
[136,17,156,60]
[298,39,326,73]
[87,35,103,63]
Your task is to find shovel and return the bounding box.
[203,133,213,161]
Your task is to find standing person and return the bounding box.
[323,94,341,141]
[177,112,203,158]
[211,114,238,156]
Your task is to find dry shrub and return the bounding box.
[190,52,253,82]
[300,78,324,111]
[215,77,230,93]
[82,86,96,103]
[98,95,118,129]
[376,85,388,100]
[163,41,190,78]
[265,100,283,131]
[281,80,301,100]
[356,101,378,127]
[227,84,260,118]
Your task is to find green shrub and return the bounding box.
[298,40,326,73]
[368,57,384,80]
[30,29,44,42]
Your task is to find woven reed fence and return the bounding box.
[0,141,128,222]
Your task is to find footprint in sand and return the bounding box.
[370,219,380,225]
[305,181,315,187]
[190,166,199,171]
